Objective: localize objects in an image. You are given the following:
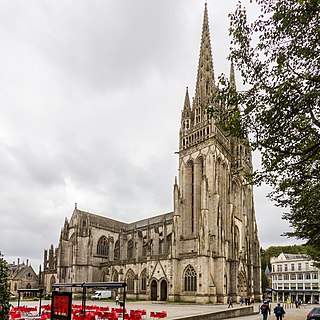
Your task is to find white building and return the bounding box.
[270,253,320,303]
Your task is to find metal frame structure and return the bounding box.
[52,282,127,319]
[17,288,44,316]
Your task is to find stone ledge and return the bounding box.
[172,306,255,320]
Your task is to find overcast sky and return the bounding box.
[0,0,304,271]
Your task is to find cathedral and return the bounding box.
[43,4,261,304]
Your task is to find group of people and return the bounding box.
[260,301,286,320]
[228,296,255,308]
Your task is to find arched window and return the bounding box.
[112,270,119,282]
[126,269,135,293]
[97,236,109,257]
[114,239,120,260]
[140,269,147,293]
[159,239,164,255]
[127,239,133,260]
[184,265,197,292]
[50,275,56,288]
[166,233,172,254]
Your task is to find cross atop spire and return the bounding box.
[194,3,216,108]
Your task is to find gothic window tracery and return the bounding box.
[126,269,135,293]
[114,239,120,260]
[166,233,172,254]
[112,270,119,282]
[127,239,133,260]
[184,265,197,292]
[140,269,147,292]
[97,236,109,257]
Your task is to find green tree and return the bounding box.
[212,0,319,259]
[0,251,10,320]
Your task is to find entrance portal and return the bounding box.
[160,280,167,301]
[151,280,157,301]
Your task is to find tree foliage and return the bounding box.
[211,0,320,259]
[0,251,10,320]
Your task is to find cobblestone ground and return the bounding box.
[10,300,315,319]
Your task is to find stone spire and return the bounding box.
[182,87,191,116]
[194,3,216,108]
[180,87,192,132]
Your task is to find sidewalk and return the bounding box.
[11,300,315,320]
[10,300,252,319]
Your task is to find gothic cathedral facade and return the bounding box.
[43,4,261,303]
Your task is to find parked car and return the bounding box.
[307,307,320,319]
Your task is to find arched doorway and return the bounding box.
[160,279,167,301]
[151,280,157,301]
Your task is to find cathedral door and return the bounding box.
[160,280,167,301]
[151,280,157,301]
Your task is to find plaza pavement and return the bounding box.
[11,300,316,319]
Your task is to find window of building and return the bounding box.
[298,273,303,280]
[290,274,296,280]
[127,239,133,260]
[284,283,289,289]
[298,283,303,289]
[278,275,283,280]
[166,233,172,254]
[291,264,295,271]
[306,262,309,270]
[284,264,288,271]
[312,273,318,280]
[305,283,311,289]
[273,275,277,281]
[142,244,147,257]
[126,269,135,293]
[97,236,109,257]
[298,263,302,271]
[277,265,283,272]
[184,265,197,292]
[140,269,147,293]
[305,273,311,280]
[114,239,120,260]
[278,284,283,289]
[159,239,164,255]
[284,274,289,280]
[272,265,275,272]
[312,283,319,289]
[290,284,296,290]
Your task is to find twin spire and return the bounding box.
[182,3,236,116]
[194,2,216,107]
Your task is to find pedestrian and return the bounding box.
[260,301,271,320]
[298,298,302,308]
[115,294,119,305]
[273,303,285,320]
[239,297,244,306]
[227,296,233,308]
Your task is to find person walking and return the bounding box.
[260,301,271,320]
[273,303,286,320]
[115,294,119,305]
[227,296,233,308]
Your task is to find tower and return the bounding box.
[173,3,261,303]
